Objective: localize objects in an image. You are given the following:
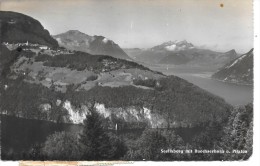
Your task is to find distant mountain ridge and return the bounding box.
[125,40,237,67]
[151,40,194,51]
[53,30,131,60]
[159,48,238,65]
[212,49,253,85]
[0,11,58,48]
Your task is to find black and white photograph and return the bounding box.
[0,0,258,165]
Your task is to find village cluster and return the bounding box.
[2,41,73,56]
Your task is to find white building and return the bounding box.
[39,46,48,50]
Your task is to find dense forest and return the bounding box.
[34,51,152,73]
[1,103,252,160]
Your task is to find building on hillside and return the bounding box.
[39,46,48,50]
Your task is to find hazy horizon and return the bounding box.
[0,0,253,53]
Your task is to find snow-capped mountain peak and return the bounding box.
[102,37,109,43]
[152,40,194,51]
[165,44,177,51]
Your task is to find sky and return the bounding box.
[0,0,253,53]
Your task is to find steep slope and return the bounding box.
[53,30,131,60]
[212,49,253,85]
[0,11,58,48]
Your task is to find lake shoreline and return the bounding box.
[148,65,253,106]
[211,77,253,86]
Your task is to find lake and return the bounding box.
[1,115,203,160]
[149,65,253,106]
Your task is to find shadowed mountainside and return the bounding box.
[0,11,58,48]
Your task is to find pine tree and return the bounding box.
[79,102,113,160]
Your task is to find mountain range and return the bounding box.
[212,49,253,85]
[125,40,238,68]
[53,30,131,60]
